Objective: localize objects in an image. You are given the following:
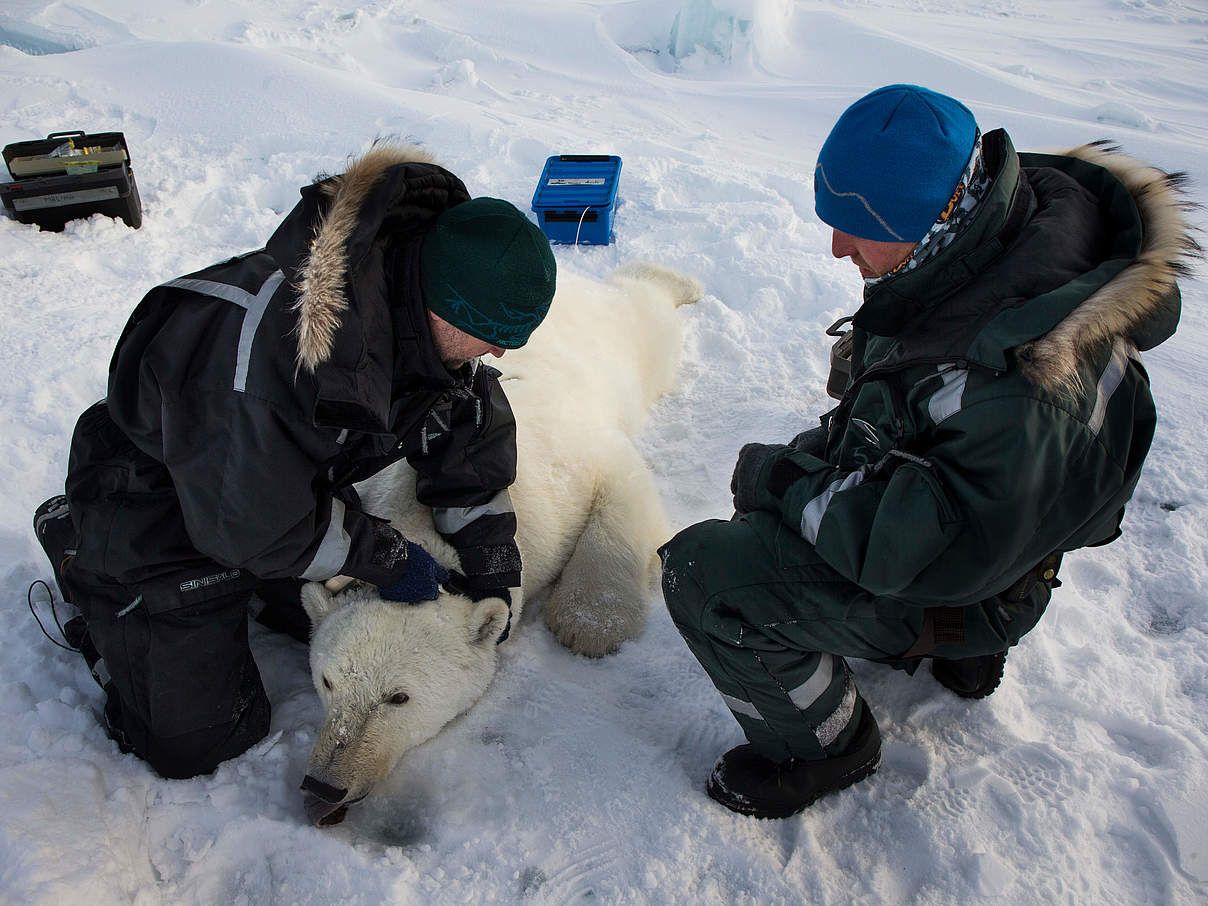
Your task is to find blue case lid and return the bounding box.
[531,155,621,209]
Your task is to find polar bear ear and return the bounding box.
[300,581,339,626]
[470,597,511,646]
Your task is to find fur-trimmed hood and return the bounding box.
[265,143,469,376]
[294,144,437,373]
[1015,142,1199,395]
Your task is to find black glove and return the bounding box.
[789,425,828,457]
[379,542,449,603]
[254,577,311,643]
[443,570,513,643]
[731,443,783,514]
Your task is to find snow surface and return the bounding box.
[2,1,1207,904]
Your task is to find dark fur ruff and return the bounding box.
[292,144,440,374]
[1015,143,1201,397]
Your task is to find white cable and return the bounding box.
[573,206,590,246]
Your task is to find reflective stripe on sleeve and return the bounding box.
[1088,337,1132,437]
[928,364,969,424]
[301,497,352,580]
[799,467,871,545]
[432,489,515,535]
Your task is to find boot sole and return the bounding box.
[946,678,1001,700]
[33,495,70,535]
[33,495,77,602]
[932,653,1006,700]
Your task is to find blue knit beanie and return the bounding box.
[814,84,978,243]
[421,197,556,349]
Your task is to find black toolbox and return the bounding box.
[1,130,142,230]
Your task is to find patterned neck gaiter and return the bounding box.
[865,131,993,288]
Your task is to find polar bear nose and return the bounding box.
[301,774,351,827]
[302,774,347,803]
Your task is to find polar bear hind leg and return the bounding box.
[543,436,669,657]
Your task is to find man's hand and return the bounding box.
[731,443,783,514]
[378,542,449,603]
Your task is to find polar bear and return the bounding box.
[297,263,702,826]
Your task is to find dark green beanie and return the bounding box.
[420,197,557,349]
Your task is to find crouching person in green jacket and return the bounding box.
[659,84,1196,819]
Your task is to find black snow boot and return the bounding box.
[33,494,77,602]
[32,496,132,753]
[706,705,881,819]
[58,613,133,753]
[60,615,111,691]
[931,651,1007,699]
[31,494,98,687]
[64,613,132,753]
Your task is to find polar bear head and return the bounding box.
[298,581,510,827]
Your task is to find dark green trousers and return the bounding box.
[659,512,906,761]
[661,511,1052,762]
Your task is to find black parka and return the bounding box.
[70,146,522,591]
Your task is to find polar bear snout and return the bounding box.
[300,775,363,827]
[301,774,346,803]
[301,586,507,826]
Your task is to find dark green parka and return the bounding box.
[745,130,1193,650]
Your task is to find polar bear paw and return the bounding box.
[543,586,647,658]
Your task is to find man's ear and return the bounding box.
[300,581,339,626]
[469,597,510,646]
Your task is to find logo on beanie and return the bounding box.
[438,284,552,348]
[814,163,908,241]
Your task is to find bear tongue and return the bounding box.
[302,788,342,826]
[299,782,364,831]
[314,802,350,827]
[302,788,367,828]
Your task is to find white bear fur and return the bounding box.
[299,263,701,820]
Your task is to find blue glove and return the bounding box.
[378,542,449,603]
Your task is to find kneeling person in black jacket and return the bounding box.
[32,144,556,779]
